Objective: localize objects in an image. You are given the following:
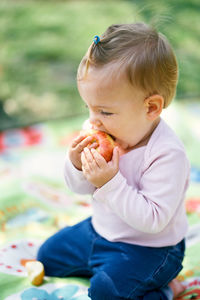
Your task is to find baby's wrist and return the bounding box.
[70,158,82,171]
[73,163,82,171]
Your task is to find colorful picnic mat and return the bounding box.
[1,101,200,300]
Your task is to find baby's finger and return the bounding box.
[71,135,86,147]
[75,136,93,153]
[91,148,106,168]
[88,142,98,149]
[81,151,90,172]
[111,147,120,168]
[83,147,98,169]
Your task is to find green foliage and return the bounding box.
[0,0,199,129]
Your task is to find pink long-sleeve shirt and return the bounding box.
[64,118,190,247]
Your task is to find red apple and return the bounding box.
[82,129,115,162]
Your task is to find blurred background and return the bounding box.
[1,3,200,296]
[0,0,200,130]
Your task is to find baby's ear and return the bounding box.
[144,94,164,121]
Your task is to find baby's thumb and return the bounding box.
[112,147,119,168]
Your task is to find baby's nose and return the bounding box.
[89,115,102,128]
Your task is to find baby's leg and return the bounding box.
[88,238,185,300]
[37,217,93,277]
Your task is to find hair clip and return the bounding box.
[93,35,100,45]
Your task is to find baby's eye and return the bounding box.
[100,111,113,116]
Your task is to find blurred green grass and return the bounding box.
[0,0,200,129]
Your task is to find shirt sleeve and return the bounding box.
[64,155,96,195]
[93,148,190,234]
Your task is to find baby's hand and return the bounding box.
[81,147,119,188]
[69,134,94,170]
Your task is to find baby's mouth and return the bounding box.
[93,127,116,141]
[109,134,116,141]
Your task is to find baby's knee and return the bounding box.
[89,271,121,300]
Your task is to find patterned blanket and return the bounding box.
[1,101,200,300]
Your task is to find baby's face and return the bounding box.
[78,66,154,150]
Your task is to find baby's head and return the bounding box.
[77,23,178,149]
[78,22,178,109]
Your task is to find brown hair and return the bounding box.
[77,23,178,108]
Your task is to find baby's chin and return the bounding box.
[115,138,130,150]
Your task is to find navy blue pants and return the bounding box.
[37,217,185,300]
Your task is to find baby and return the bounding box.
[37,23,190,299]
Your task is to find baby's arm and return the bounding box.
[93,148,190,233]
